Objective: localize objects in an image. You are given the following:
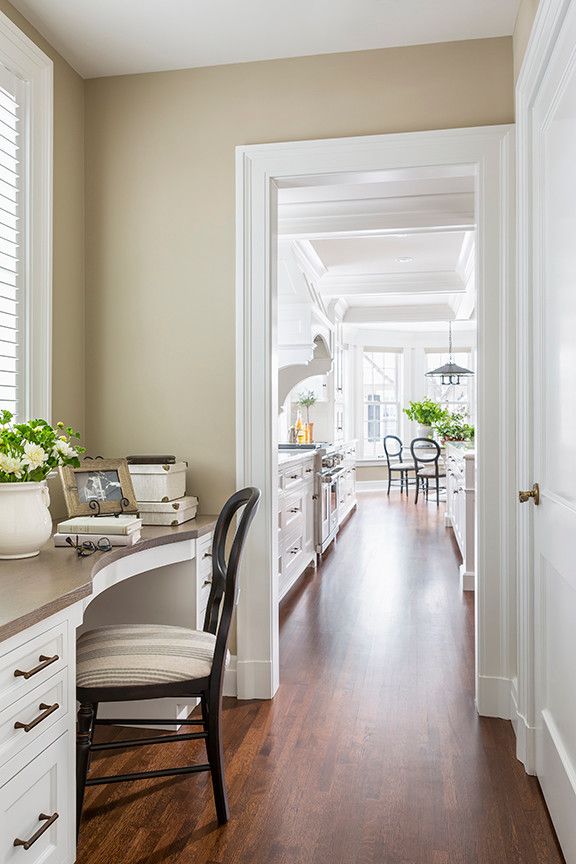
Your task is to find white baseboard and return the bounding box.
[477,674,514,720]
[510,677,536,774]
[539,709,576,862]
[459,565,474,592]
[236,659,278,699]
[223,654,237,697]
[356,480,388,492]
[97,697,196,731]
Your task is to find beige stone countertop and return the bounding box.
[0,515,217,644]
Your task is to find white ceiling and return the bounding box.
[312,233,466,275]
[10,0,520,79]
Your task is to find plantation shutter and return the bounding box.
[0,64,25,420]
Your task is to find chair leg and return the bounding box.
[206,692,229,825]
[387,469,391,495]
[415,474,420,504]
[436,477,440,506]
[76,702,95,838]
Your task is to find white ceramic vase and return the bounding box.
[417,424,433,439]
[0,481,52,559]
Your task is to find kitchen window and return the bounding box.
[425,350,475,419]
[0,15,52,421]
[361,349,402,459]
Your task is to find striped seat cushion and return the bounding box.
[77,624,225,689]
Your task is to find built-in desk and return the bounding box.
[0,517,216,864]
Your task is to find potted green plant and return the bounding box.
[433,412,475,444]
[0,411,84,559]
[403,399,448,439]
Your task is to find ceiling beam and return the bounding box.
[319,270,465,296]
[343,304,455,324]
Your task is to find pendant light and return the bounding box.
[425,321,474,386]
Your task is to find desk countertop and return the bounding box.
[0,516,217,644]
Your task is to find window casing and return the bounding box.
[0,13,52,422]
[361,349,402,459]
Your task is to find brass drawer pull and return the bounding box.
[202,579,212,587]
[202,552,212,559]
[14,702,59,733]
[14,654,59,680]
[14,812,59,849]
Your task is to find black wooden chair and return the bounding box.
[383,435,415,495]
[75,486,261,837]
[410,438,446,505]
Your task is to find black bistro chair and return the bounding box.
[383,435,415,495]
[410,438,446,505]
[75,486,261,836]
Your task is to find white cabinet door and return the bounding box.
[530,11,576,860]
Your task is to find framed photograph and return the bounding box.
[59,458,139,517]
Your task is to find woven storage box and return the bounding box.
[128,461,187,502]
[138,496,199,526]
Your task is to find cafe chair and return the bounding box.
[383,435,415,495]
[75,486,261,837]
[410,438,446,505]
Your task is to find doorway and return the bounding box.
[235,127,515,719]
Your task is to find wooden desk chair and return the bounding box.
[383,435,415,495]
[75,486,261,837]
[410,438,446,505]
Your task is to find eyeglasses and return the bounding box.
[65,535,112,557]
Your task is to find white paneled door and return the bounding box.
[530,5,576,859]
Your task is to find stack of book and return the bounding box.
[54,514,142,547]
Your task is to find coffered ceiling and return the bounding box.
[278,171,477,331]
[9,0,520,78]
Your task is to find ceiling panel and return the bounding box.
[10,0,520,78]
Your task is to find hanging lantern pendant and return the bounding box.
[425,321,474,385]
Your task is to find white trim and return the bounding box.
[0,12,53,421]
[515,0,571,775]
[236,126,515,708]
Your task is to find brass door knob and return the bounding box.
[519,483,540,505]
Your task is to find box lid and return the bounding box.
[137,495,198,513]
[128,461,188,476]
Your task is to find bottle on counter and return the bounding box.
[288,425,297,444]
[295,410,305,444]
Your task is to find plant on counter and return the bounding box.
[0,410,84,482]
[297,390,317,424]
[403,399,448,428]
[433,411,475,443]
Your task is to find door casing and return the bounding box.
[235,126,516,726]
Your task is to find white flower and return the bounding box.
[21,441,49,471]
[53,438,76,460]
[0,453,23,477]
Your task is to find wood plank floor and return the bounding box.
[77,492,564,864]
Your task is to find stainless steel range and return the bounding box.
[315,446,346,555]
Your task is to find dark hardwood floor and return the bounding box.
[77,493,564,864]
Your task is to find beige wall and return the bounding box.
[84,37,513,514]
[513,0,541,81]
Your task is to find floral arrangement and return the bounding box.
[0,410,84,482]
[297,390,317,424]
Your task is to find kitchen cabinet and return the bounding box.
[445,444,475,591]
[277,454,316,600]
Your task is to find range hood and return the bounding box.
[278,334,332,408]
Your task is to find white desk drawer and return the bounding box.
[0,733,71,864]
[0,624,67,712]
[0,671,68,769]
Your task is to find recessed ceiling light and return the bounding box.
[396,256,414,263]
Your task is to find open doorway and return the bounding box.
[275,169,477,598]
[235,127,515,721]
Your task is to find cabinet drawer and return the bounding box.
[0,624,67,712]
[0,733,72,864]
[0,671,68,769]
[282,464,303,492]
[281,489,305,533]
